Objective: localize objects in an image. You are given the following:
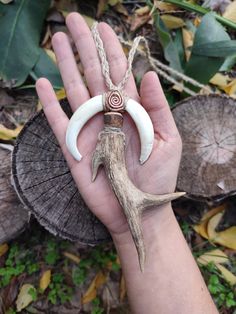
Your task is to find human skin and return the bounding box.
[36,13,218,314]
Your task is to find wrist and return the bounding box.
[111,203,176,248]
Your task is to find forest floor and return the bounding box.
[0,0,236,313]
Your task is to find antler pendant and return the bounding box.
[66,92,185,271]
[92,112,184,271]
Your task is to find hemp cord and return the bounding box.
[91,22,212,96]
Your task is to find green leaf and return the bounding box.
[185,13,231,86]
[0,0,51,86]
[193,41,236,57]
[220,55,236,71]
[153,12,183,72]
[173,29,186,69]
[31,49,63,88]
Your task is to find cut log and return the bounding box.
[172,94,236,200]
[12,99,110,244]
[0,146,29,243]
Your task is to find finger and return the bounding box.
[98,22,139,101]
[66,13,106,96]
[140,72,179,139]
[36,78,69,150]
[52,32,90,111]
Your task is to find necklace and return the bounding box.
[65,23,184,271]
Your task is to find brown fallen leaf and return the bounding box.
[0,243,8,257]
[130,8,151,32]
[0,124,23,141]
[63,251,81,264]
[39,270,51,292]
[0,88,14,107]
[16,284,36,312]
[207,212,236,250]
[113,3,129,16]
[97,0,108,18]
[119,274,126,302]
[82,271,107,304]
[0,274,26,312]
[161,15,185,29]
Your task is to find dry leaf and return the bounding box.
[0,88,14,106]
[39,270,51,292]
[210,73,229,88]
[197,249,228,266]
[197,249,236,285]
[161,15,185,29]
[108,0,121,6]
[193,205,225,239]
[56,88,66,100]
[63,251,80,264]
[82,271,107,304]
[222,79,236,96]
[45,49,57,63]
[193,16,201,27]
[154,0,177,12]
[216,264,236,286]
[135,6,150,15]
[207,212,236,249]
[41,25,52,49]
[0,243,8,257]
[114,3,129,16]
[97,0,107,17]
[16,284,36,312]
[0,124,23,140]
[182,28,194,61]
[119,274,126,301]
[130,8,151,32]
[223,0,236,23]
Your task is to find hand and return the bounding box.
[36,13,182,237]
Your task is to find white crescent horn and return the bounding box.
[126,99,154,164]
[66,95,103,161]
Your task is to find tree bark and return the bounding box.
[0,146,28,243]
[173,94,236,201]
[12,99,110,244]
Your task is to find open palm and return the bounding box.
[36,13,182,235]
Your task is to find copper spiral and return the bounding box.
[104,90,125,112]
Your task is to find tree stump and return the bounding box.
[0,146,29,243]
[172,94,236,201]
[12,99,110,244]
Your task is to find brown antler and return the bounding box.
[92,113,185,271]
